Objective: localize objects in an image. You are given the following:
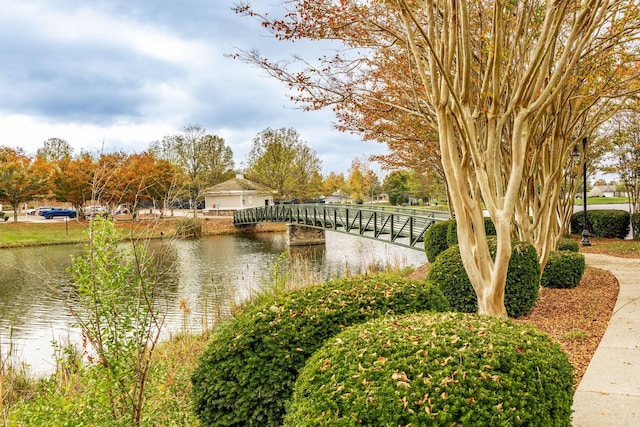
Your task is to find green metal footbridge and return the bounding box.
[233,204,450,250]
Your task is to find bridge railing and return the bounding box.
[233,204,450,250]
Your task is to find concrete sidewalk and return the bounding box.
[572,253,640,427]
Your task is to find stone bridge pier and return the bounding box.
[287,224,325,246]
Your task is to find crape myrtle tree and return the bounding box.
[150,124,234,216]
[237,0,640,316]
[245,127,323,202]
[0,146,50,221]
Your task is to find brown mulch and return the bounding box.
[517,267,618,388]
[409,264,619,389]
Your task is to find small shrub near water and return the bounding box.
[191,274,449,427]
[423,220,453,262]
[284,312,574,427]
[427,240,540,318]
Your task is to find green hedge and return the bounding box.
[284,313,574,427]
[446,217,497,247]
[557,237,579,252]
[191,274,449,427]
[427,240,540,318]
[541,251,586,289]
[424,218,497,263]
[423,220,453,262]
[631,212,640,240]
[571,210,630,239]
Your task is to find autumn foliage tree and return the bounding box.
[346,156,380,203]
[322,172,348,197]
[0,146,50,221]
[50,152,96,210]
[239,0,640,316]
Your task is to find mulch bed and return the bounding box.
[517,267,618,388]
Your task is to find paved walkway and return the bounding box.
[572,253,640,427]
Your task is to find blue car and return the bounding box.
[39,208,77,219]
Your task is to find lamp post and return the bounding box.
[625,167,638,239]
[580,137,591,246]
[572,138,591,245]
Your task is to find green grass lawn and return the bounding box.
[576,197,629,205]
[0,218,177,248]
[579,237,640,257]
[0,220,90,246]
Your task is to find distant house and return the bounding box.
[323,190,352,204]
[202,174,274,215]
[588,185,626,198]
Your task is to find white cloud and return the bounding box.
[0,0,385,175]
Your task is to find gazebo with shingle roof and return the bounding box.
[202,174,274,214]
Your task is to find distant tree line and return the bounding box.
[0,125,448,222]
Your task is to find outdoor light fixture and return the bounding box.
[572,145,581,163]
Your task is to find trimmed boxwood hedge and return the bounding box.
[541,250,586,289]
[423,220,453,262]
[284,313,574,427]
[571,210,630,238]
[191,274,449,427]
[631,212,640,239]
[424,218,497,263]
[557,237,579,252]
[445,217,497,247]
[426,240,540,318]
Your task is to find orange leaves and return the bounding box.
[0,146,51,210]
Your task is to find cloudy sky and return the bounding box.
[0,0,385,175]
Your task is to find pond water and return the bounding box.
[0,231,426,374]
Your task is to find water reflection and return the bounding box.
[0,231,425,374]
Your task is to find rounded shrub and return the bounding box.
[631,212,640,240]
[424,220,453,262]
[541,250,586,289]
[571,210,630,238]
[446,217,497,247]
[284,312,574,427]
[191,274,449,427]
[427,240,540,317]
[557,237,579,252]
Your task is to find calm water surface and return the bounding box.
[0,231,425,374]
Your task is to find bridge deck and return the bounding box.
[233,204,450,250]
